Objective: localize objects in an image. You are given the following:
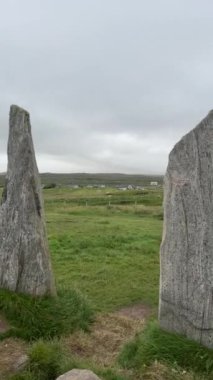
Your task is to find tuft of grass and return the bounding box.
[9,340,66,380]
[0,288,93,341]
[119,321,213,376]
[9,373,37,380]
[97,369,128,380]
[27,340,64,380]
[9,339,127,380]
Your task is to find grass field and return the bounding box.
[45,187,163,312]
[1,185,212,380]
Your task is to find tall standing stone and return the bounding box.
[159,110,213,348]
[0,105,56,296]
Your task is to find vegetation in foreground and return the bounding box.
[0,186,210,380]
[10,339,128,380]
[0,288,93,341]
[119,321,213,378]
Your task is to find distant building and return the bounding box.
[150,181,158,186]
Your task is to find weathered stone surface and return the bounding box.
[56,369,101,380]
[12,354,28,372]
[159,110,213,348]
[0,105,56,296]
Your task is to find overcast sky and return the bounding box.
[1,0,213,174]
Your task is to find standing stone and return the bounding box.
[0,105,56,296]
[159,110,213,348]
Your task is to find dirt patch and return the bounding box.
[0,338,28,379]
[0,314,10,333]
[142,362,197,380]
[63,308,146,367]
[115,303,153,320]
[0,304,152,378]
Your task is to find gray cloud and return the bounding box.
[1,0,213,173]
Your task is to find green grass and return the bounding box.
[43,187,163,207]
[1,186,212,380]
[1,186,165,379]
[10,339,128,380]
[10,340,68,380]
[44,187,162,312]
[0,186,162,341]
[0,288,93,341]
[119,321,213,377]
[26,340,64,380]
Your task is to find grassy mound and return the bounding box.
[0,288,93,341]
[119,321,213,377]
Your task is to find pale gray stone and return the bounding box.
[12,354,28,371]
[56,369,101,380]
[159,110,213,348]
[0,105,56,296]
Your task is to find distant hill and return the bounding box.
[0,172,163,187]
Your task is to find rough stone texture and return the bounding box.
[12,354,28,372]
[159,110,213,348]
[56,369,101,380]
[0,105,56,296]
